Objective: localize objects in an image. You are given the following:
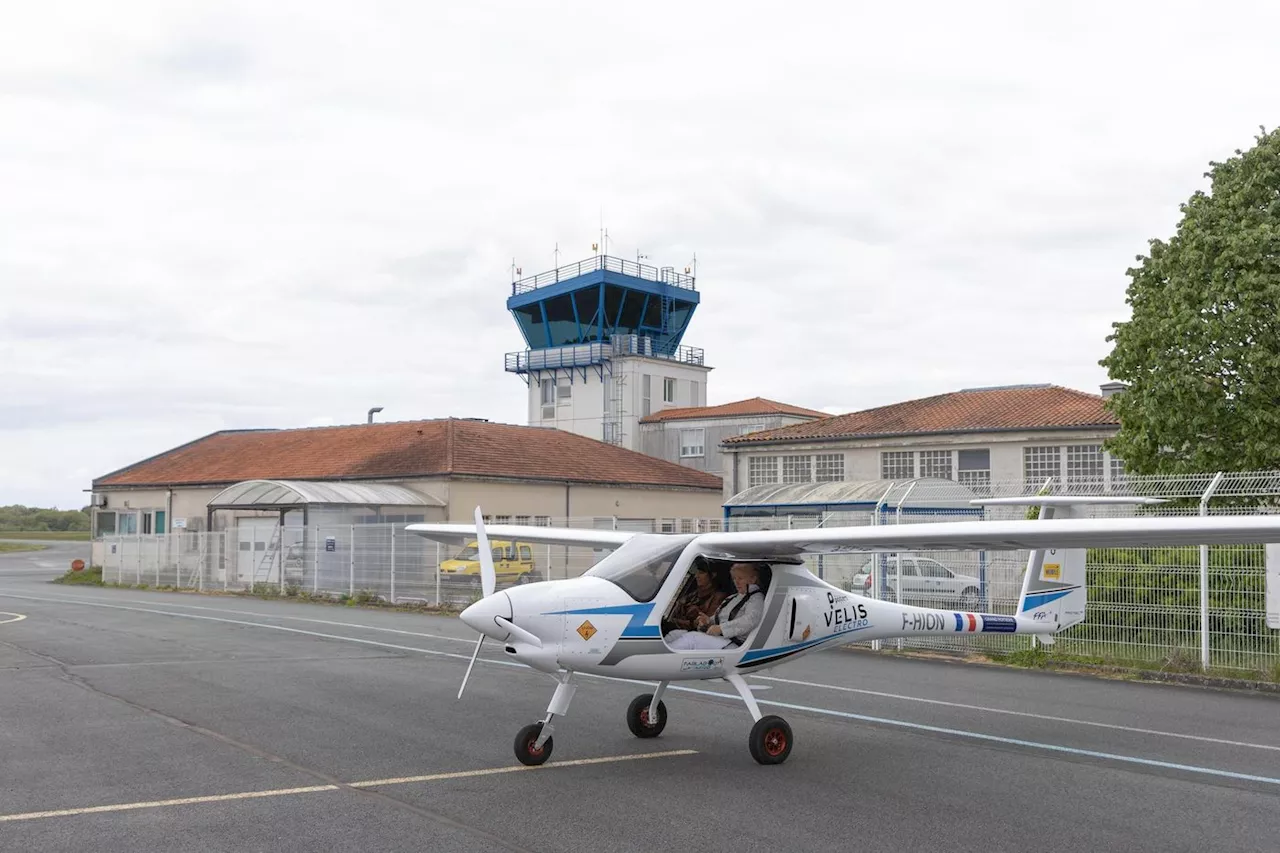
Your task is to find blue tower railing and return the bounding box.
[511,255,696,296]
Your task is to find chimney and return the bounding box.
[1100,382,1128,399]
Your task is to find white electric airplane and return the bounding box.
[407,498,1280,766]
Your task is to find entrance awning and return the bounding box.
[207,479,444,509]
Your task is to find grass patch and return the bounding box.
[0,531,91,541]
[52,565,104,585]
[0,542,49,553]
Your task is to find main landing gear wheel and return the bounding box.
[514,722,552,766]
[626,694,667,738]
[749,715,793,765]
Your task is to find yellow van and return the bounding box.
[439,540,538,585]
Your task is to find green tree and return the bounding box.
[1100,126,1280,474]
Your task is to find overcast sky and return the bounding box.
[2,1,1277,509]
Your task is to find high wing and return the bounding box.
[405,522,635,550]
[693,514,1280,558]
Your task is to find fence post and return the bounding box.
[435,541,441,606]
[390,525,396,604]
[871,482,894,653]
[1198,471,1225,670]
[349,524,355,598]
[894,483,916,652]
[313,527,320,594]
[156,535,161,587]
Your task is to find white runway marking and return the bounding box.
[4,590,1279,790]
[0,611,26,625]
[0,750,698,824]
[28,593,476,645]
[672,684,1280,788]
[748,674,1280,753]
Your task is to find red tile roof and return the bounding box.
[721,385,1119,445]
[639,396,828,424]
[94,419,722,490]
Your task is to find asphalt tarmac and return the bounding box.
[2,540,1278,852]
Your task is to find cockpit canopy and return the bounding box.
[582,534,696,601]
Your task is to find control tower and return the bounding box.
[504,254,710,450]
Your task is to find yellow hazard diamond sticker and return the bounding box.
[576,620,597,641]
[1042,562,1062,581]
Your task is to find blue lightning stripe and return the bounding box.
[540,603,657,637]
[1022,587,1079,611]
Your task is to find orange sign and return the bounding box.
[576,620,597,641]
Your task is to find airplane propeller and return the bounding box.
[457,506,497,699]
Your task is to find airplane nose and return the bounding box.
[460,591,512,637]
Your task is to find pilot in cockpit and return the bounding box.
[664,562,765,650]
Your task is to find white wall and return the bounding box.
[524,354,711,451]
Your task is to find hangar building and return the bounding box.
[88,417,724,568]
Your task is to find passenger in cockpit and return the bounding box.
[665,563,765,650]
[666,561,728,633]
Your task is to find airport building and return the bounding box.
[717,383,1125,505]
[638,397,827,474]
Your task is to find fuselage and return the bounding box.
[460,537,1046,682]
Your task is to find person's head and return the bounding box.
[691,562,715,591]
[729,563,759,595]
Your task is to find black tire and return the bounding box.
[749,715,793,765]
[961,588,980,610]
[514,722,552,766]
[626,694,667,738]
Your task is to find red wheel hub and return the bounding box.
[764,728,787,756]
[640,709,651,726]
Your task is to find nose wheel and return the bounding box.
[514,722,552,766]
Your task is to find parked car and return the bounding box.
[440,540,540,586]
[849,554,981,610]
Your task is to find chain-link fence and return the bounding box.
[92,470,1280,677]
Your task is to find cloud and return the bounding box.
[3,0,1279,507]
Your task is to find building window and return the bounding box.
[815,453,844,482]
[919,450,952,480]
[642,375,651,416]
[748,456,778,487]
[1109,455,1127,488]
[556,380,571,406]
[534,516,551,527]
[541,379,554,405]
[679,428,705,458]
[782,455,812,484]
[494,515,511,524]
[1024,446,1061,487]
[94,511,117,537]
[663,377,676,403]
[1066,444,1105,485]
[957,449,991,495]
[515,515,531,525]
[881,451,914,480]
[691,380,702,408]
[738,423,765,435]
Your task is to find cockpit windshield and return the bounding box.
[584,534,696,602]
